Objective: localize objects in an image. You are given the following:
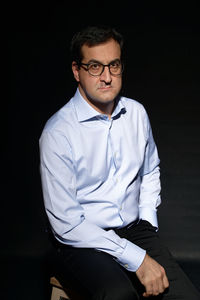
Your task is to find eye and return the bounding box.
[90,63,101,70]
[110,60,121,68]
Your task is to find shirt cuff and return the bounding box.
[116,240,146,272]
[139,207,158,228]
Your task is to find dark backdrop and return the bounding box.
[5,2,200,299]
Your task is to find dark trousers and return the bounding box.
[51,220,200,300]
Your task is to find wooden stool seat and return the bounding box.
[50,276,70,300]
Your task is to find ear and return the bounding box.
[72,61,80,82]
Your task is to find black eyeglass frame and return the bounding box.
[77,60,124,77]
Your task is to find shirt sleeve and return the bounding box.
[39,129,146,272]
[138,110,161,228]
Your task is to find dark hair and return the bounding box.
[70,26,124,65]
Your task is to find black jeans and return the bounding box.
[51,220,200,300]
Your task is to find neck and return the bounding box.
[87,101,114,119]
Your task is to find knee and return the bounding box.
[92,282,138,300]
[109,285,138,300]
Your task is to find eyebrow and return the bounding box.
[85,58,121,65]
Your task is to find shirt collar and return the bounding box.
[72,88,126,122]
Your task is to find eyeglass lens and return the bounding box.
[88,61,123,76]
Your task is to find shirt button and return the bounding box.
[124,264,129,269]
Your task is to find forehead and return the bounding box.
[81,39,121,63]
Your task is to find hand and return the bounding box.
[136,254,169,297]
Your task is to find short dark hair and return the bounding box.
[70,26,124,65]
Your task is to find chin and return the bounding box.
[97,90,119,102]
[97,96,116,104]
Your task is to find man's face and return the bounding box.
[72,39,122,114]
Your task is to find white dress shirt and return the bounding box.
[39,88,161,271]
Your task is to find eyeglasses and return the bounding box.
[78,59,124,77]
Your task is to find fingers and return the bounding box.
[163,273,170,289]
[136,254,169,298]
[142,268,169,297]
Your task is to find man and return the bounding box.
[39,26,199,299]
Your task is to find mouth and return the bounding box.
[98,86,112,91]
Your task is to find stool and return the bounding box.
[50,276,70,300]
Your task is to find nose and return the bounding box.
[100,66,112,83]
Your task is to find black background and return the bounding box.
[5,1,200,299]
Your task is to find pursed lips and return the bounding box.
[98,85,112,90]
